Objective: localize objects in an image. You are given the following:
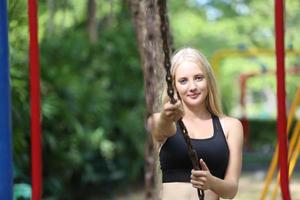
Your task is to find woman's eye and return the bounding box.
[178,79,187,84]
[195,76,204,81]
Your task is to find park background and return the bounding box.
[9,0,300,199]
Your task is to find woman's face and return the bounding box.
[174,61,208,108]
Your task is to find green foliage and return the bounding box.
[10,0,144,199]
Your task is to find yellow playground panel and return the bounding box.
[210,48,300,77]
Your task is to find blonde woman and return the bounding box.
[148,47,244,200]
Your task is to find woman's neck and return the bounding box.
[183,103,211,120]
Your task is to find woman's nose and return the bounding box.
[189,81,197,91]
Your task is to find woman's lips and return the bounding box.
[188,93,200,99]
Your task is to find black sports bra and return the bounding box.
[159,115,229,183]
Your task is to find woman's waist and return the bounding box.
[162,182,219,200]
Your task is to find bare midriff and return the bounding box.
[161,182,219,200]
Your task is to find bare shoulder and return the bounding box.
[223,116,243,128]
[221,116,244,139]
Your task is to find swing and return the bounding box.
[157,1,204,199]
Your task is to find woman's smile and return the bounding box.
[187,92,201,99]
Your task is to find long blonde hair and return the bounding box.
[160,47,223,117]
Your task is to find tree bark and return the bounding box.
[47,0,55,34]
[87,0,97,43]
[129,0,173,199]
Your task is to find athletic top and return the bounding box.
[159,115,229,182]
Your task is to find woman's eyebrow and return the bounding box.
[176,76,187,79]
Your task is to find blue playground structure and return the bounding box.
[0,0,13,199]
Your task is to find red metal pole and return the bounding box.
[28,0,42,199]
[274,0,291,199]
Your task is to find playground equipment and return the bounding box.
[0,1,13,199]
[1,0,42,199]
[238,67,300,148]
[158,1,205,199]
[28,0,43,199]
[211,48,300,78]
[13,183,32,200]
[260,86,300,200]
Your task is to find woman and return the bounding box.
[148,47,244,200]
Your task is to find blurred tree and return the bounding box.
[87,0,97,43]
[129,0,171,199]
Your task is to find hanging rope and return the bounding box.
[157,0,204,199]
[28,0,42,199]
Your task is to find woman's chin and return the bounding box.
[184,99,204,107]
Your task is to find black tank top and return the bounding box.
[159,115,229,182]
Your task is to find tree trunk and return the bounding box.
[87,0,97,43]
[47,0,55,34]
[129,0,173,199]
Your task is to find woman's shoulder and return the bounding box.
[219,115,243,136]
[220,115,242,126]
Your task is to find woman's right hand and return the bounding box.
[149,100,184,142]
[160,100,184,123]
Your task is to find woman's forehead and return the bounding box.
[175,61,204,75]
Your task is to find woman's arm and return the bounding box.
[147,100,183,142]
[148,113,176,142]
[191,117,244,199]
